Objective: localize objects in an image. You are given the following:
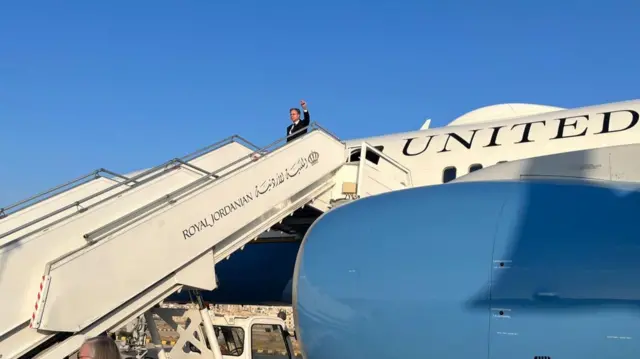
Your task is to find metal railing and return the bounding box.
[79,122,340,242]
[346,141,413,197]
[0,168,133,220]
[0,134,261,242]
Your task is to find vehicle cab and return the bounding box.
[211,314,297,359]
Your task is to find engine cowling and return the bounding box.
[293,180,640,359]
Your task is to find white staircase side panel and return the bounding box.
[213,175,336,263]
[0,250,219,359]
[308,155,412,212]
[121,168,150,180]
[0,177,123,241]
[173,247,218,291]
[0,321,52,359]
[306,189,333,213]
[0,141,253,339]
[307,163,357,212]
[367,156,412,187]
[358,162,408,197]
[36,249,219,359]
[318,159,411,203]
[36,131,345,332]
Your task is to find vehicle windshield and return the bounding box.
[251,323,291,359]
[214,325,245,356]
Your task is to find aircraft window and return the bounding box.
[251,324,291,359]
[442,166,457,183]
[469,163,483,173]
[214,325,245,356]
[349,145,385,165]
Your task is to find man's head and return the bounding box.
[78,335,122,359]
[289,108,301,123]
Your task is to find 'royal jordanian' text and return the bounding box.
[182,192,254,239]
[181,150,320,240]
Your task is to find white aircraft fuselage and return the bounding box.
[343,99,640,186]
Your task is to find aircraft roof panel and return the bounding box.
[446,103,566,126]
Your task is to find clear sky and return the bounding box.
[1,1,638,205]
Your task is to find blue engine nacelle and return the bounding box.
[293,180,640,359]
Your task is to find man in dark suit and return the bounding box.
[286,100,310,143]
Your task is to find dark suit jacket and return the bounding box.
[286,110,310,143]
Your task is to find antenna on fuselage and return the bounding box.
[420,118,431,130]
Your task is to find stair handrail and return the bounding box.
[82,122,339,242]
[310,122,341,142]
[347,141,414,196]
[181,135,261,162]
[0,135,257,241]
[361,141,412,184]
[0,168,132,220]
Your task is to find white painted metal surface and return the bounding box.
[4,99,637,358]
[34,248,220,359]
[454,143,640,185]
[1,170,110,221]
[343,100,640,186]
[349,142,412,197]
[307,142,413,212]
[0,123,415,359]
[35,131,343,332]
[0,128,359,359]
[0,139,256,358]
[0,174,126,243]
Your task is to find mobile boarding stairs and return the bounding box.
[0,123,413,359]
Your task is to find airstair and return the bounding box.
[0,124,413,359]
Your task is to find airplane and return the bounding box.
[293,177,640,359]
[179,99,640,306]
[1,98,639,359]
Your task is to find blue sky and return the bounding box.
[1,1,638,205]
